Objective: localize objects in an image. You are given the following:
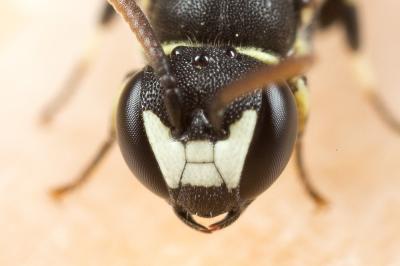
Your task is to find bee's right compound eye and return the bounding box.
[116,71,170,199]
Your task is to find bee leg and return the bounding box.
[292,77,328,206]
[40,2,116,125]
[352,53,400,134]
[346,3,400,134]
[99,2,117,26]
[294,136,328,207]
[173,207,211,234]
[50,126,116,199]
[320,1,399,133]
[318,0,360,50]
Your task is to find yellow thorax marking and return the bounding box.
[162,42,280,65]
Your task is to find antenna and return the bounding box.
[107,0,183,132]
[208,56,314,129]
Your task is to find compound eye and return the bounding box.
[116,71,170,199]
[239,85,298,200]
[225,47,237,59]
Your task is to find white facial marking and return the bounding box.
[215,110,257,189]
[143,111,185,189]
[143,110,257,189]
[181,164,223,187]
[186,141,213,163]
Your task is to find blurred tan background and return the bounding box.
[1,0,400,265]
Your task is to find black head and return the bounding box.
[116,46,297,232]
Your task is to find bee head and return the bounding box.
[116,46,297,230]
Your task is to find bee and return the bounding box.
[44,0,399,233]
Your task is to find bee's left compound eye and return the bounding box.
[234,83,298,201]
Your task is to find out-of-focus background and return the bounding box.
[0,0,399,265]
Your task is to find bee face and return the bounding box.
[116,46,297,218]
